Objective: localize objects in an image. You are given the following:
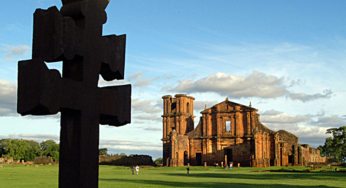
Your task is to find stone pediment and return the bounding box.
[201,98,257,114]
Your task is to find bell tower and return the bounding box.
[162,94,195,166]
[162,94,195,137]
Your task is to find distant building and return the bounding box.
[161,94,326,167]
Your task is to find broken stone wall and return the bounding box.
[309,147,326,163]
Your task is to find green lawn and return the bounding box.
[0,164,345,188]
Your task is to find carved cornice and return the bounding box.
[162,95,172,99]
[162,113,195,117]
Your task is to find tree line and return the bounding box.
[0,139,59,162]
[318,126,346,163]
[99,148,163,164]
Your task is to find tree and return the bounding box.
[318,126,346,162]
[154,158,163,164]
[99,148,108,156]
[24,140,42,161]
[40,140,60,161]
[0,139,30,161]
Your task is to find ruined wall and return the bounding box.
[309,148,326,163]
[252,132,271,167]
[174,134,189,166]
[189,139,202,166]
[277,130,299,145]
[225,141,252,166]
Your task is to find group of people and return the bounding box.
[214,162,233,170]
[224,162,233,170]
[131,165,140,175]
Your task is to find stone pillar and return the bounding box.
[176,117,180,134]
[180,118,184,134]
[163,117,167,138]
[203,115,207,136]
[282,145,286,166]
[298,146,303,166]
[203,139,207,154]
[247,112,251,135]
[293,145,298,166]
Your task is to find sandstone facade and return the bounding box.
[162,94,326,167]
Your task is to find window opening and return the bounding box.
[225,121,231,132]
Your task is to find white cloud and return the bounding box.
[260,110,311,124]
[131,98,162,123]
[168,71,332,102]
[136,126,162,131]
[128,71,160,88]
[289,89,332,102]
[310,116,346,127]
[1,44,30,61]
[132,98,161,114]
[0,79,17,116]
[133,114,161,122]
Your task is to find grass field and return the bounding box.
[0,164,345,188]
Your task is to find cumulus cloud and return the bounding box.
[0,79,17,116]
[260,110,311,124]
[168,71,332,102]
[1,44,30,61]
[283,125,329,147]
[132,98,161,114]
[259,110,329,147]
[128,71,160,88]
[131,98,162,123]
[310,116,346,127]
[289,89,332,102]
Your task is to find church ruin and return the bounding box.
[162,94,326,167]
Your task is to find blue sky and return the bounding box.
[1,0,346,159]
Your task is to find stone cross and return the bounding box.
[17,0,131,187]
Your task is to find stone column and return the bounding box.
[203,115,207,136]
[163,117,167,138]
[247,112,251,135]
[176,117,180,134]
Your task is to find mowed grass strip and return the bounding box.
[0,164,345,188]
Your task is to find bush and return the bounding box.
[154,158,163,164]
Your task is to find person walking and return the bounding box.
[186,165,190,174]
[131,166,134,175]
[230,162,233,170]
[135,165,139,175]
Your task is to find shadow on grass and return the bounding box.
[165,171,345,181]
[99,176,337,188]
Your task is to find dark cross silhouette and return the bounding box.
[17,0,131,187]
